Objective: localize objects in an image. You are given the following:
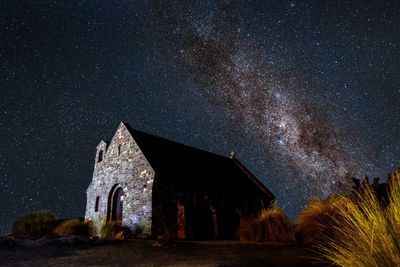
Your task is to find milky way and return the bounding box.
[1,0,399,235]
[150,1,367,197]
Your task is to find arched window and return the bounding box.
[98,150,103,162]
[95,196,100,212]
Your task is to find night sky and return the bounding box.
[1,0,399,235]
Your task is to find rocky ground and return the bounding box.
[0,236,327,267]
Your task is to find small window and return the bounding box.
[95,196,100,212]
[118,144,121,155]
[98,150,103,162]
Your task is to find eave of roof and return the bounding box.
[231,156,275,199]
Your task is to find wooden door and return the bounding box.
[177,200,186,239]
[112,187,124,221]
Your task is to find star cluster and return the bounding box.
[1,0,399,235]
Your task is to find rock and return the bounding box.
[136,233,149,239]
[0,235,15,247]
[152,241,162,247]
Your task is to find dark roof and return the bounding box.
[122,122,274,199]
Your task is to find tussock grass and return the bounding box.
[12,211,55,239]
[53,219,93,237]
[238,204,295,243]
[100,221,121,239]
[100,221,131,240]
[295,194,346,243]
[317,166,400,267]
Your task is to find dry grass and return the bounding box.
[100,221,131,240]
[238,204,295,243]
[12,211,55,239]
[53,219,93,237]
[316,166,400,267]
[100,221,121,240]
[294,194,346,243]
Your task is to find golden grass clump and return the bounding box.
[295,194,346,243]
[238,204,295,243]
[100,221,130,240]
[317,166,400,267]
[12,211,55,239]
[388,165,400,182]
[53,219,93,237]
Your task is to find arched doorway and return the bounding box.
[107,185,124,222]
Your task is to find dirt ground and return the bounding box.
[0,239,328,267]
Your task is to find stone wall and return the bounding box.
[85,123,154,236]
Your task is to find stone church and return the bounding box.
[85,122,274,239]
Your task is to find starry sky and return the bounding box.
[1,0,399,235]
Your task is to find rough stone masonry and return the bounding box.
[85,122,154,235]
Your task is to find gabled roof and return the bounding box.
[120,122,274,200]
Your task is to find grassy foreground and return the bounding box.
[315,166,400,267]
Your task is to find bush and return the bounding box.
[237,204,295,243]
[53,219,93,237]
[316,166,400,267]
[100,221,131,240]
[12,211,55,239]
[294,195,346,243]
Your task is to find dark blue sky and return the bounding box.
[1,0,399,235]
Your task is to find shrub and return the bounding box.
[294,194,346,243]
[12,211,55,239]
[316,167,400,267]
[53,219,93,237]
[237,204,295,243]
[100,221,131,240]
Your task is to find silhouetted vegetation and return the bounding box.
[12,211,55,239]
[237,203,295,243]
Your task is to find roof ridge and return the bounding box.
[121,121,231,160]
